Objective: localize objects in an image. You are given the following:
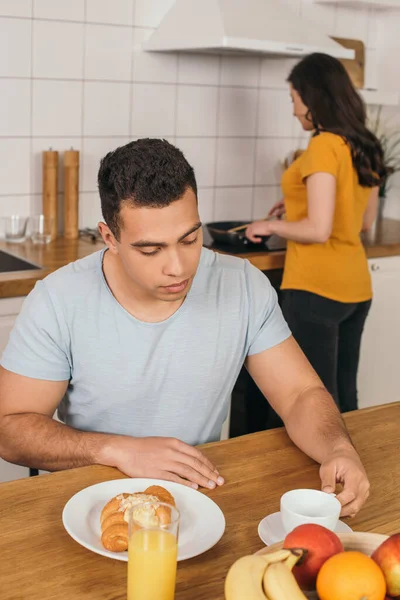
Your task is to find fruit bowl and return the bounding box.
[255,531,389,600]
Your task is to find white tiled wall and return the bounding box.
[0,0,398,229]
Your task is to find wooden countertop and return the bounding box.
[0,237,104,299]
[0,402,399,600]
[209,217,400,272]
[0,217,400,299]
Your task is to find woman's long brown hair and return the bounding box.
[288,53,387,188]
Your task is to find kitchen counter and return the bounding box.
[0,236,104,298]
[0,402,399,600]
[207,217,400,272]
[0,217,400,299]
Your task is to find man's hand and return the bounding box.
[319,445,370,518]
[101,436,224,491]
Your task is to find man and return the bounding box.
[0,139,369,517]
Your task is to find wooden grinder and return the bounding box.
[42,149,59,240]
[64,148,80,240]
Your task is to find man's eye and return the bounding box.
[140,249,159,256]
[182,237,198,246]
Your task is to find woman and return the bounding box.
[245,52,386,421]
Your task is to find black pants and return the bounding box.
[245,289,371,432]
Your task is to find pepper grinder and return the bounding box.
[64,148,80,240]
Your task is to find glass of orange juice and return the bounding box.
[127,501,180,600]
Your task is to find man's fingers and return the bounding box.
[157,470,199,490]
[319,462,337,494]
[174,440,221,479]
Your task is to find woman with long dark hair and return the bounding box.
[245,52,387,420]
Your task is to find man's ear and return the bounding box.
[98,222,118,254]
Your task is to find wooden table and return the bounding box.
[0,402,399,600]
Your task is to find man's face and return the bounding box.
[105,188,203,302]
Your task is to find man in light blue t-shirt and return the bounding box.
[0,139,368,517]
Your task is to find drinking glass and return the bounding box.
[29,215,53,245]
[127,501,180,600]
[4,215,28,243]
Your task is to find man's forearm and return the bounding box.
[284,385,355,464]
[0,413,114,471]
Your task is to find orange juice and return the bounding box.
[127,528,178,600]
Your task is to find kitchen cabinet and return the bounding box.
[0,296,25,358]
[357,256,400,409]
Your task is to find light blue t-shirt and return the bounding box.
[0,247,291,445]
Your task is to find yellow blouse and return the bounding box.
[280,132,373,303]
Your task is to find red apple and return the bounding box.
[283,523,344,590]
[371,533,400,598]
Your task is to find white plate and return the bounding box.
[62,478,226,561]
[258,511,353,546]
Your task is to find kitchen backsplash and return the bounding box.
[1,0,400,230]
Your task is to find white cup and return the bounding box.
[280,489,341,534]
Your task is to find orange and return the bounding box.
[316,550,387,600]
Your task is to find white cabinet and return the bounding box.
[315,0,400,8]
[0,296,28,482]
[357,256,400,409]
[0,296,25,358]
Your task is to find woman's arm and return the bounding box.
[361,186,379,232]
[246,172,336,244]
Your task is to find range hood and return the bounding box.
[143,0,355,59]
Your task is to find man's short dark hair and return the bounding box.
[98,138,198,239]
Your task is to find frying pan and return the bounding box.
[205,221,271,249]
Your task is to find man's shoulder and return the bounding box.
[200,247,248,273]
[41,248,104,296]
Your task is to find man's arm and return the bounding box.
[0,367,222,490]
[246,336,370,516]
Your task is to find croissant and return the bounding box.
[100,485,176,552]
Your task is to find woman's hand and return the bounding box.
[268,199,286,218]
[245,219,276,243]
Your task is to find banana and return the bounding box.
[225,555,269,600]
[262,561,308,600]
[259,549,293,565]
[284,548,307,571]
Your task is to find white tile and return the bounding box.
[365,49,378,91]
[218,88,258,137]
[31,138,82,194]
[0,0,31,17]
[0,79,30,136]
[34,0,84,21]
[255,138,294,186]
[216,138,255,187]
[300,0,336,32]
[280,0,301,16]
[81,137,130,192]
[0,139,30,195]
[335,6,368,43]
[33,20,84,79]
[84,82,130,136]
[214,187,253,221]
[86,0,134,25]
[0,17,31,77]
[178,54,219,85]
[220,56,260,87]
[198,188,214,224]
[134,0,175,28]
[175,138,216,188]
[133,28,177,83]
[367,8,381,50]
[252,186,281,220]
[0,197,31,224]
[260,58,294,90]
[33,80,82,136]
[176,86,218,137]
[85,24,132,81]
[131,83,175,137]
[79,191,103,228]
[258,89,293,137]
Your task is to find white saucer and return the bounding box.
[258,511,353,546]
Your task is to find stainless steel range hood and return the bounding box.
[143,0,354,59]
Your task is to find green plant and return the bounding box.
[367,105,400,197]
